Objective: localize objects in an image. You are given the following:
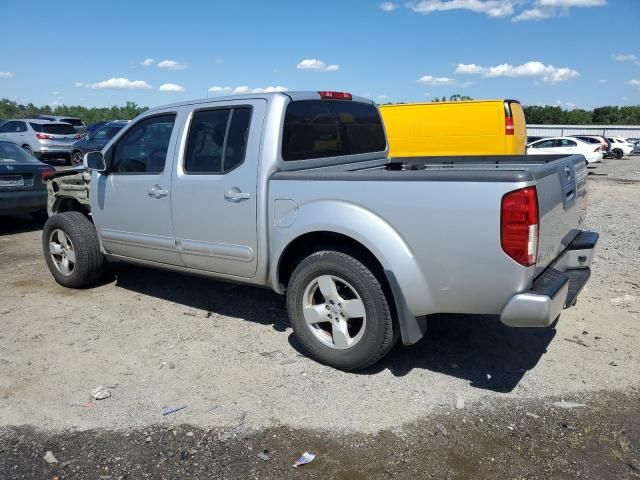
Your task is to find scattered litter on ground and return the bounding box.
[162,405,187,416]
[435,424,448,436]
[44,451,58,464]
[218,431,233,442]
[160,361,176,370]
[526,412,540,419]
[257,449,270,461]
[564,336,590,347]
[293,451,316,468]
[553,401,587,409]
[186,431,194,437]
[90,385,111,400]
[183,311,197,317]
[145,436,151,443]
[456,395,465,410]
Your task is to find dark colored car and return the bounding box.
[0,140,55,220]
[86,121,110,135]
[69,121,128,166]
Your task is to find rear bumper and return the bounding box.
[500,230,598,327]
[0,189,47,215]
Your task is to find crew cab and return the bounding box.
[42,91,598,370]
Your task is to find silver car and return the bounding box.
[27,114,86,133]
[0,119,80,164]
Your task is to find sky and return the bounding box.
[1,0,639,110]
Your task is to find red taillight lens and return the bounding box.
[501,187,539,266]
[36,133,53,140]
[318,91,352,100]
[40,167,55,181]
[505,116,514,136]
[74,133,83,139]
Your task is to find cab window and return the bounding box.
[111,114,176,173]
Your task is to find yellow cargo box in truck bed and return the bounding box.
[379,99,526,157]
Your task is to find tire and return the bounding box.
[71,151,84,166]
[612,148,623,159]
[42,211,104,288]
[22,145,33,156]
[286,250,397,371]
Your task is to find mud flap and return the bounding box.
[384,269,427,345]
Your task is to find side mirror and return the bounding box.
[85,151,106,172]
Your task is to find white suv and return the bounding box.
[606,137,634,159]
[0,119,80,163]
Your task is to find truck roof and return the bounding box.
[144,91,375,114]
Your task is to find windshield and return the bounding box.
[0,141,40,163]
[91,125,124,141]
[30,123,77,135]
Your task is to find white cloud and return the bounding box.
[0,71,15,78]
[377,95,388,99]
[454,61,578,84]
[598,79,608,83]
[628,80,640,89]
[512,7,554,21]
[141,58,155,66]
[614,53,640,66]
[74,81,84,87]
[157,60,188,70]
[208,85,288,94]
[408,0,515,18]
[159,83,185,92]
[296,58,340,72]
[379,2,399,11]
[537,0,605,6]
[82,77,152,90]
[454,63,485,74]
[513,0,606,21]
[416,75,456,86]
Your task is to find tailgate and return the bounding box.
[534,155,588,276]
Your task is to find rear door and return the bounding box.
[171,99,266,277]
[91,110,184,265]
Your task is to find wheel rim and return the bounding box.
[302,275,367,350]
[48,229,76,276]
[24,146,32,153]
[73,152,83,165]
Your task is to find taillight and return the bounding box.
[40,167,55,182]
[36,133,53,140]
[505,116,514,136]
[501,187,539,267]
[74,133,83,139]
[318,91,352,100]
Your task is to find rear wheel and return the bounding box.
[71,151,84,166]
[286,250,397,370]
[42,211,104,288]
[612,148,623,159]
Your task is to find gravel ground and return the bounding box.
[0,156,639,477]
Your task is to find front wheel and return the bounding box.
[286,250,397,370]
[71,151,84,166]
[42,211,104,288]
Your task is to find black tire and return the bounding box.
[612,148,623,159]
[42,211,104,288]
[286,250,397,371]
[71,151,84,166]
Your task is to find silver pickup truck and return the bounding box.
[42,91,598,370]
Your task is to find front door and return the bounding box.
[170,99,266,277]
[91,110,183,265]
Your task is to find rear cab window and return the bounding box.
[30,123,77,135]
[282,100,386,161]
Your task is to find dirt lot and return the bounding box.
[0,156,639,478]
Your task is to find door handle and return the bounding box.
[148,185,169,199]
[224,189,251,202]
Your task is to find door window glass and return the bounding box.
[111,114,175,173]
[184,107,251,174]
[533,139,555,148]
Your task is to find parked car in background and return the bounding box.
[606,137,634,158]
[379,99,527,156]
[627,138,640,155]
[25,114,86,133]
[527,136,545,144]
[86,121,110,135]
[0,119,81,163]
[70,121,128,165]
[527,137,603,164]
[42,91,597,370]
[0,140,55,220]
[569,135,610,157]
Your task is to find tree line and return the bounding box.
[2,97,639,126]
